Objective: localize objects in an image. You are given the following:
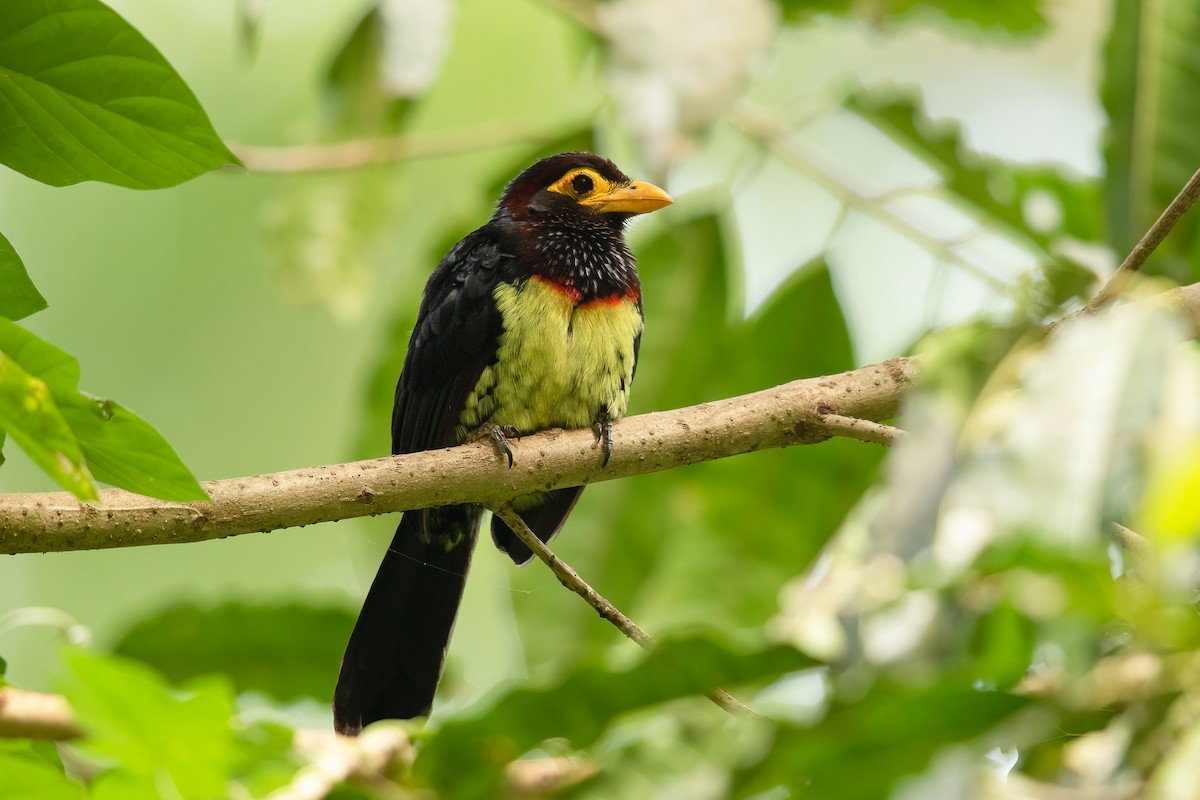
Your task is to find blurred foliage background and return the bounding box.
[4,0,1200,797]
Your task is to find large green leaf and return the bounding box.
[1102,0,1200,278]
[0,232,46,321]
[416,636,812,799]
[229,720,300,797]
[88,772,162,800]
[0,319,207,501]
[0,750,83,800]
[0,0,237,189]
[113,601,356,703]
[58,649,235,799]
[0,348,96,499]
[848,88,1103,249]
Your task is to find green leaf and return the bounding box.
[58,648,235,799]
[0,231,47,320]
[88,772,159,800]
[231,720,301,796]
[1102,0,1200,277]
[60,396,209,502]
[0,0,238,189]
[847,88,1102,248]
[235,0,268,61]
[0,319,207,501]
[1039,256,1100,308]
[732,681,1027,799]
[0,349,96,499]
[323,0,460,134]
[778,0,1048,35]
[417,636,812,798]
[969,603,1037,689]
[0,750,83,800]
[908,0,1048,33]
[0,738,68,772]
[324,7,411,132]
[114,601,356,703]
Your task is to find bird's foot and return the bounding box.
[472,424,521,467]
[592,410,614,467]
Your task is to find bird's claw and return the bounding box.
[473,424,521,468]
[592,411,614,467]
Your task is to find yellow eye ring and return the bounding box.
[547,167,673,215]
[549,167,610,200]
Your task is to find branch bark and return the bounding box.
[0,687,81,740]
[1084,167,1200,313]
[0,358,915,554]
[231,123,562,173]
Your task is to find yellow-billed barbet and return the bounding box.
[334,153,673,734]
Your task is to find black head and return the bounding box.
[497,152,672,226]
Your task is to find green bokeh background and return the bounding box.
[0,0,1109,725]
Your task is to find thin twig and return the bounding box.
[1113,522,1149,556]
[1084,167,1200,313]
[491,506,762,720]
[1050,265,1200,337]
[491,505,652,647]
[816,413,905,445]
[231,123,564,174]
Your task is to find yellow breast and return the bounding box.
[458,276,643,438]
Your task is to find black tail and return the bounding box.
[491,486,584,565]
[334,505,480,735]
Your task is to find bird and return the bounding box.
[333,152,673,735]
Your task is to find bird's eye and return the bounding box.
[571,173,594,195]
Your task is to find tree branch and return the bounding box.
[3,281,1199,555]
[0,358,916,553]
[1051,276,1200,337]
[815,413,905,445]
[1084,167,1200,313]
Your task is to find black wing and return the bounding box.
[335,222,522,733]
[391,223,515,456]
